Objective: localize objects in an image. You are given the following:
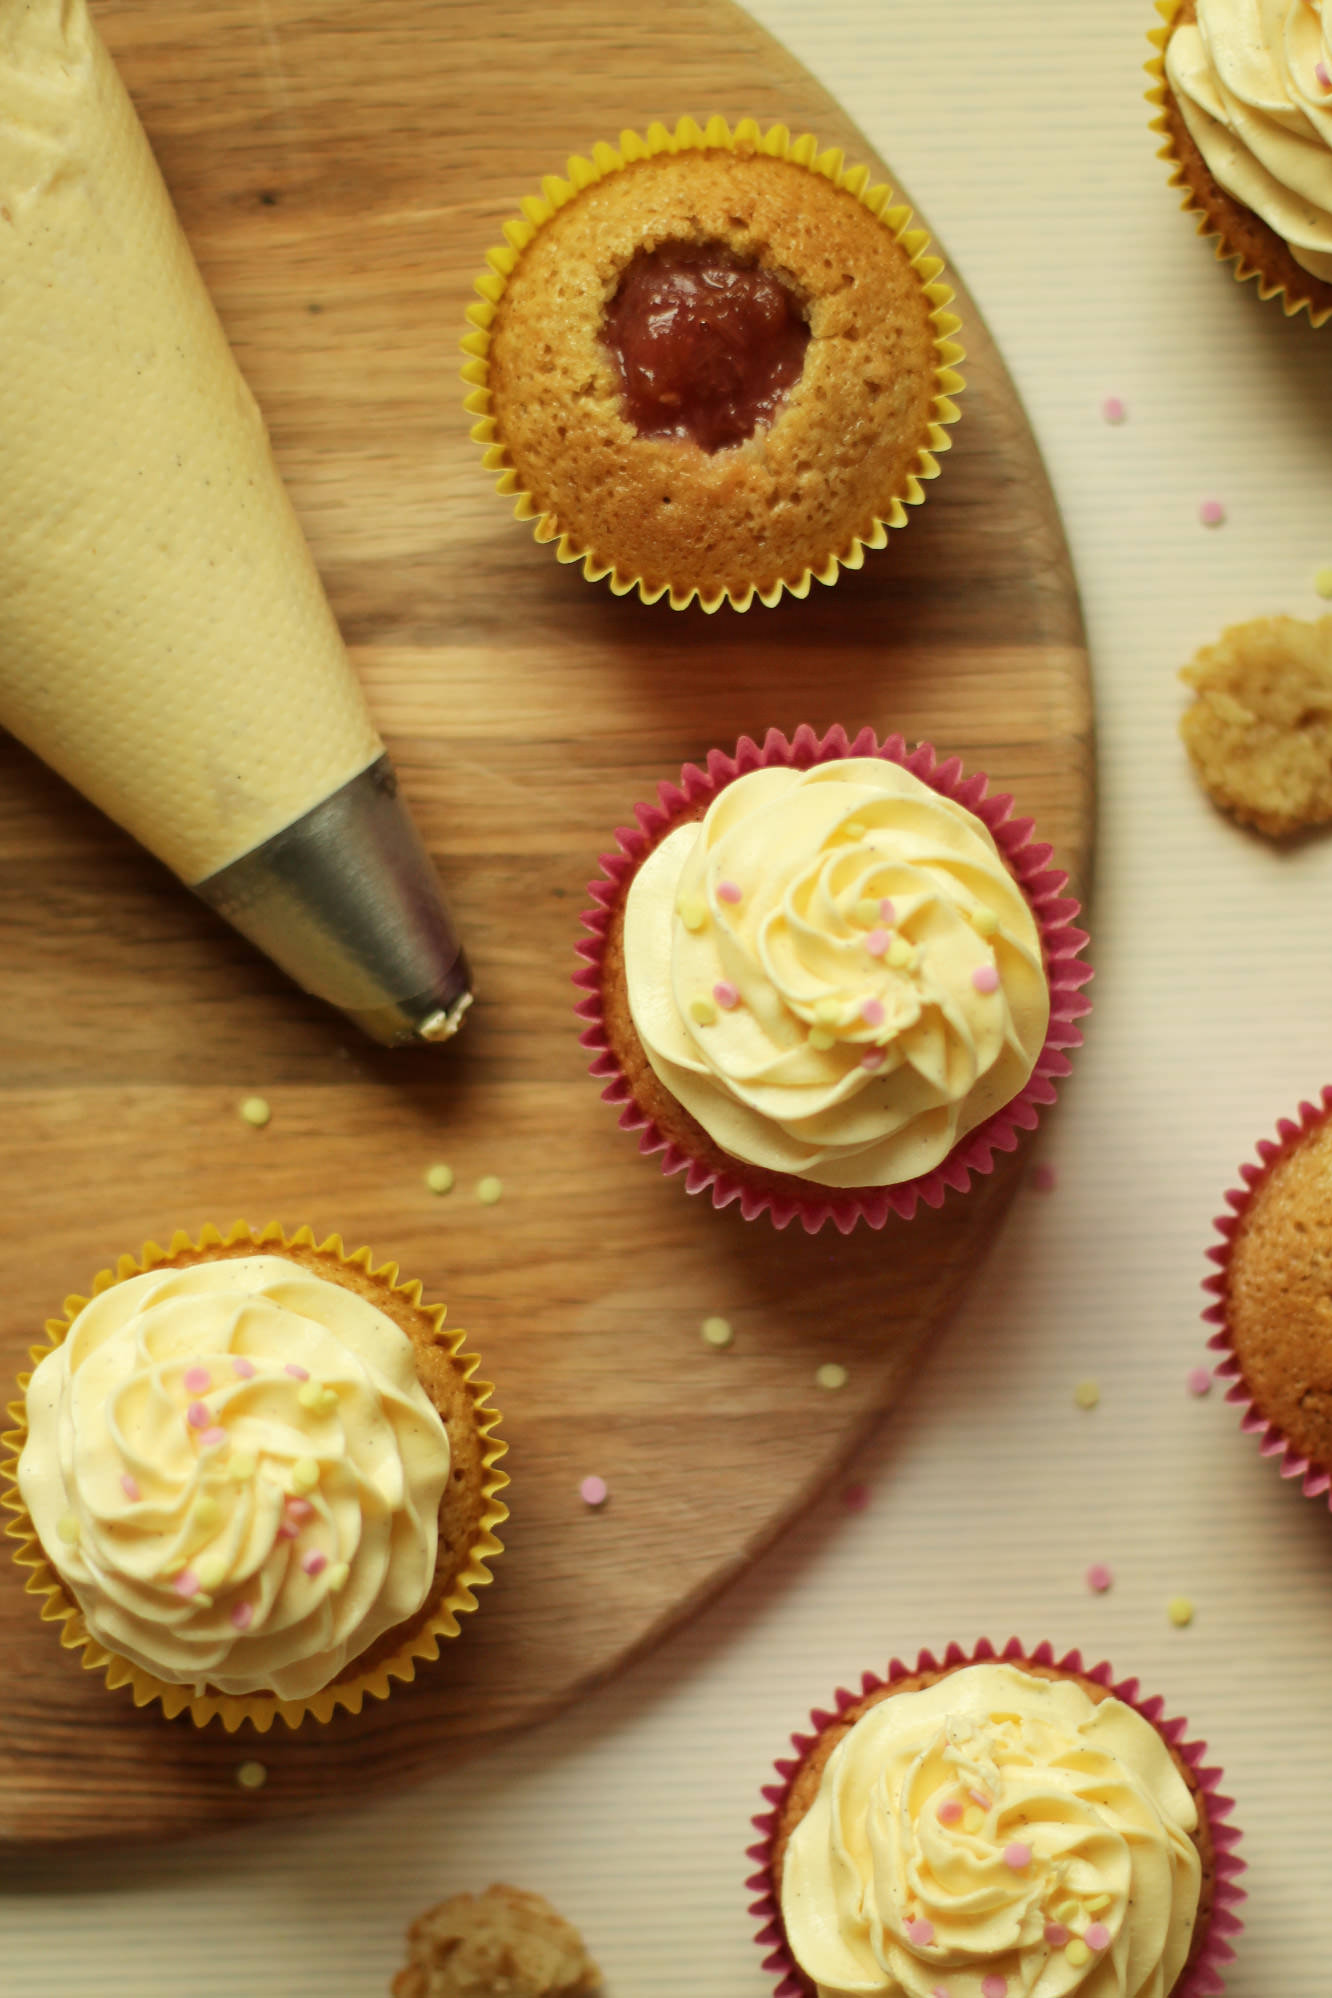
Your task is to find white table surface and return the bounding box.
[9,1,1332,1991]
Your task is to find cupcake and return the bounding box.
[1204,1086,1332,1498]
[1,1221,508,1730]
[574,726,1091,1233]
[463,116,964,611]
[1148,0,1332,326]
[748,1638,1245,1998]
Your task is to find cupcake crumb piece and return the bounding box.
[700,1315,733,1349]
[1180,613,1332,836]
[1167,1595,1195,1628]
[476,1176,503,1206]
[816,1362,849,1391]
[1186,1365,1213,1397]
[425,1163,455,1196]
[1085,1562,1113,1594]
[579,1475,608,1509]
[238,1095,271,1128]
[392,1884,601,1998]
[1073,1379,1100,1410]
[235,1760,267,1791]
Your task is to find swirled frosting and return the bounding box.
[17,1255,451,1700]
[1166,0,1332,280]
[622,761,1049,1186]
[780,1663,1202,1998]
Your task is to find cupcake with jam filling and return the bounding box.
[463,116,964,611]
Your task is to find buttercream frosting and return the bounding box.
[17,1255,451,1700]
[622,760,1049,1186]
[780,1663,1202,1998]
[1165,0,1332,281]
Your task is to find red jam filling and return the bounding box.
[602,244,810,452]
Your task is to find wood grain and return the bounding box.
[0,0,1092,1844]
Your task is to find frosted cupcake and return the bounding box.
[1204,1086,1332,1500]
[748,1639,1245,1998]
[463,116,964,611]
[2,1222,508,1729]
[1148,0,1332,325]
[575,727,1091,1232]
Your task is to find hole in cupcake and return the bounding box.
[602,241,810,452]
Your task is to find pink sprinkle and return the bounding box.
[717,880,742,905]
[285,1497,313,1522]
[302,1551,327,1577]
[905,1918,935,1948]
[187,1401,211,1429]
[879,898,896,923]
[1029,1163,1056,1194]
[232,1357,256,1379]
[284,1363,309,1381]
[184,1366,211,1393]
[1044,1923,1070,1948]
[861,1048,886,1071]
[200,1427,227,1448]
[860,998,885,1027]
[1085,1923,1111,1952]
[120,1473,141,1502]
[1004,1841,1032,1870]
[713,981,739,1009]
[982,1979,1008,1998]
[580,1474,608,1508]
[1187,1366,1213,1397]
[277,1520,298,1541]
[1087,1561,1114,1593]
[865,927,890,957]
[971,965,1000,993]
[1102,395,1127,424]
[1199,497,1226,528]
[1317,59,1331,88]
[969,1789,991,1810]
[174,1569,200,1598]
[230,1600,254,1631]
[842,1482,869,1512]
[937,1798,963,1825]
[932,1989,952,1998]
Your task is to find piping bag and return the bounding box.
[0,0,471,1047]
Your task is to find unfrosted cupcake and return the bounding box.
[575,726,1091,1232]
[1205,1087,1332,1500]
[463,116,964,611]
[748,1638,1245,1998]
[2,1221,508,1729]
[1148,0,1332,326]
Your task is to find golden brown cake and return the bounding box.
[1179,614,1332,836]
[392,1885,601,1998]
[3,1222,508,1728]
[465,118,963,611]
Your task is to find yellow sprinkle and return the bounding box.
[971,904,1000,937]
[324,1561,350,1592]
[238,1095,271,1128]
[1074,1379,1100,1410]
[476,1175,503,1206]
[1053,1899,1081,1928]
[425,1162,454,1195]
[297,1381,323,1410]
[813,997,841,1024]
[1065,1940,1091,1969]
[816,1362,849,1391]
[963,1805,985,1834]
[1168,1595,1195,1627]
[317,1387,339,1416]
[56,1513,80,1546]
[235,1760,267,1791]
[843,821,867,840]
[677,894,707,931]
[854,897,881,925]
[195,1554,228,1592]
[701,1316,734,1349]
[192,1497,221,1532]
[227,1451,258,1482]
[192,1592,214,1611]
[1315,565,1332,600]
[688,996,718,1027]
[1086,1895,1112,1915]
[289,1457,319,1494]
[809,1027,836,1051]
[887,938,914,968]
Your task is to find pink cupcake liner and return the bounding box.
[1204,1086,1332,1502]
[573,724,1092,1233]
[745,1634,1245,1998]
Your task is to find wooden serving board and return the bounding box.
[0,0,1092,1844]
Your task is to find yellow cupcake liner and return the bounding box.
[462,113,965,612]
[1147,1,1332,328]
[0,1219,509,1733]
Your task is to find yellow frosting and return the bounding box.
[780,1663,1202,1998]
[1166,0,1332,280]
[17,1256,451,1700]
[622,761,1049,1186]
